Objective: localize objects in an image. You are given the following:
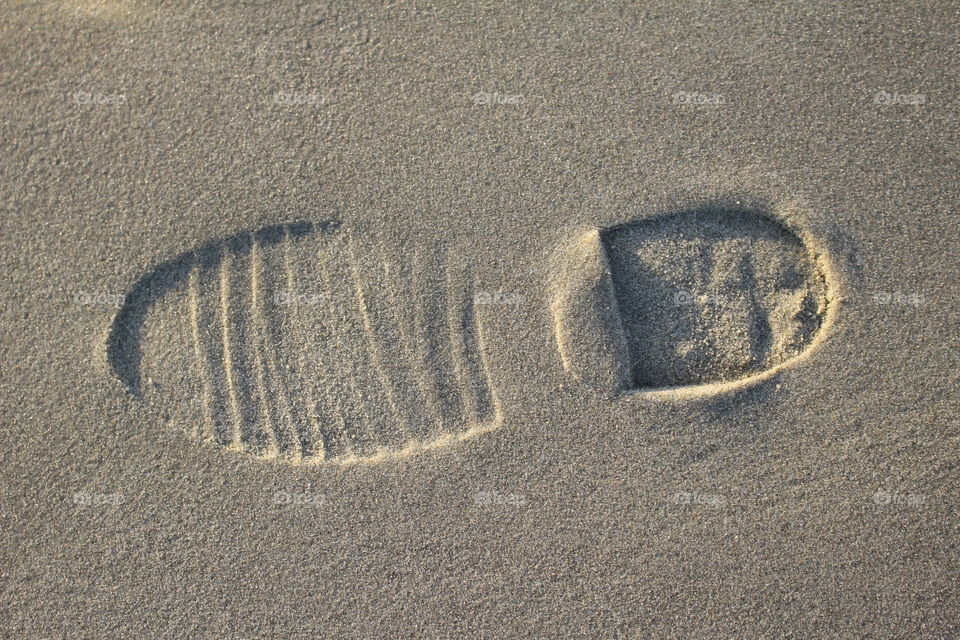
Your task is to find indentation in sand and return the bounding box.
[553,205,836,397]
[107,222,500,464]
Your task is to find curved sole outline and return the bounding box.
[553,202,842,400]
[105,220,503,465]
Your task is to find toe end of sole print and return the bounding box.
[552,202,840,400]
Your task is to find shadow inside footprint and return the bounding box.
[107,222,317,394]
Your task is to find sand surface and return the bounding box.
[2,1,958,638]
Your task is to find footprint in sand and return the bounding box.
[108,205,836,463]
[552,204,837,397]
[107,222,500,465]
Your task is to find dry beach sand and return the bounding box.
[1,1,959,638]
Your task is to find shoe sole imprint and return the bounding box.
[108,221,500,465]
[552,204,838,397]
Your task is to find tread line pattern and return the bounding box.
[110,222,500,463]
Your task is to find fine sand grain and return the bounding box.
[1,2,958,638]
